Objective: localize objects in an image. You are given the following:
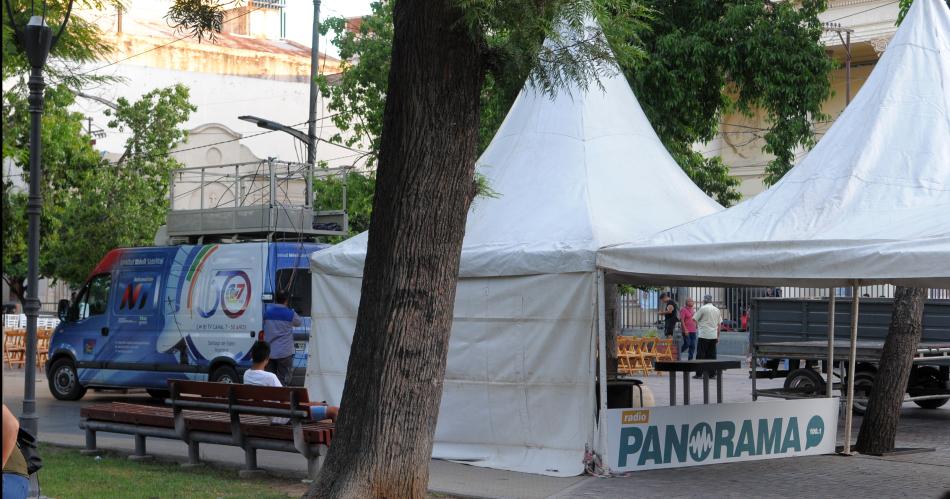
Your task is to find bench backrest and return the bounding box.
[168,380,311,416]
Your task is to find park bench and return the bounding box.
[79,380,334,479]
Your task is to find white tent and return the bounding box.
[598,0,950,287]
[598,0,950,457]
[307,34,721,475]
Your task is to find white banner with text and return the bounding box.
[607,398,839,472]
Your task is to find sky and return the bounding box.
[282,0,375,58]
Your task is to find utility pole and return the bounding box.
[823,23,854,105]
[307,0,321,166]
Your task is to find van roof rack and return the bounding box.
[164,159,348,243]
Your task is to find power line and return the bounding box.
[826,1,899,23]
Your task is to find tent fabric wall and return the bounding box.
[597,0,950,287]
[308,271,598,477]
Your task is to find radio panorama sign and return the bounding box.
[606,399,839,471]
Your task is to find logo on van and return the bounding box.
[197,270,252,319]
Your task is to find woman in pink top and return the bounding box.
[679,298,698,360]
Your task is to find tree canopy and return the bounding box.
[314,1,835,208]
[2,1,195,296]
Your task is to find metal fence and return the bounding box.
[620,285,950,331]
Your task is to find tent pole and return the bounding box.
[827,289,836,397]
[842,284,860,455]
[596,270,609,471]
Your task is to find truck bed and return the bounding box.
[754,340,950,365]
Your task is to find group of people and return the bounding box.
[659,292,722,378]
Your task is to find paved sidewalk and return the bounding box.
[3,368,948,498]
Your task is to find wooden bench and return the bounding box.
[79,380,334,479]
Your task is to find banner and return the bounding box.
[607,399,839,472]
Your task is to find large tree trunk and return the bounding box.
[854,287,926,454]
[306,1,484,498]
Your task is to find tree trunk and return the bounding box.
[306,1,484,498]
[3,276,27,309]
[854,286,926,454]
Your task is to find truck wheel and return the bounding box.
[845,371,876,415]
[48,358,87,401]
[784,368,825,396]
[210,365,239,384]
[910,366,949,409]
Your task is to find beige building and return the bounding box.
[710,0,900,198]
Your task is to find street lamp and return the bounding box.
[4,0,75,436]
[238,115,312,153]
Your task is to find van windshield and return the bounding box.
[275,268,311,317]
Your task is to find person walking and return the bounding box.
[262,291,302,387]
[658,292,678,338]
[693,294,722,379]
[679,298,698,360]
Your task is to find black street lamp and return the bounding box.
[4,0,74,436]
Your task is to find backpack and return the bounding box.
[17,427,43,475]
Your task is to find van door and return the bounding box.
[97,268,171,388]
[73,273,114,386]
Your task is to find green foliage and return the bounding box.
[627,0,834,192]
[313,170,377,242]
[898,0,950,24]
[50,85,195,285]
[2,1,119,87]
[1,80,194,288]
[315,1,832,208]
[2,82,105,295]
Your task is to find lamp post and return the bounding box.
[4,0,74,436]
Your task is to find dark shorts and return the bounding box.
[267,356,294,387]
[664,321,676,337]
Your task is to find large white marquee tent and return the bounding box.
[598,0,950,457]
[306,30,721,475]
[598,0,950,286]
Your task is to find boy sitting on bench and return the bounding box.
[244,341,339,423]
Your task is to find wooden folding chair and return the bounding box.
[37,329,51,369]
[4,331,26,369]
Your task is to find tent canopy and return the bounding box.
[310,52,721,279]
[597,0,950,288]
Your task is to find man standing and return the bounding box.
[658,292,678,339]
[693,294,722,379]
[263,291,302,386]
[679,298,698,360]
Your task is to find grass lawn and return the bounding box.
[36,444,458,499]
[37,444,308,499]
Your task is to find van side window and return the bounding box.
[275,269,311,317]
[77,273,112,320]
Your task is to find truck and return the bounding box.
[46,241,326,400]
[750,297,950,413]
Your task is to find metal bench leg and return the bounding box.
[79,428,99,455]
[181,441,203,469]
[129,434,153,461]
[239,447,266,479]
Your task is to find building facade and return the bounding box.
[710,0,900,198]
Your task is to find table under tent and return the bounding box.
[597,0,950,463]
[305,25,723,476]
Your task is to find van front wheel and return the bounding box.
[209,365,239,384]
[48,358,86,401]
